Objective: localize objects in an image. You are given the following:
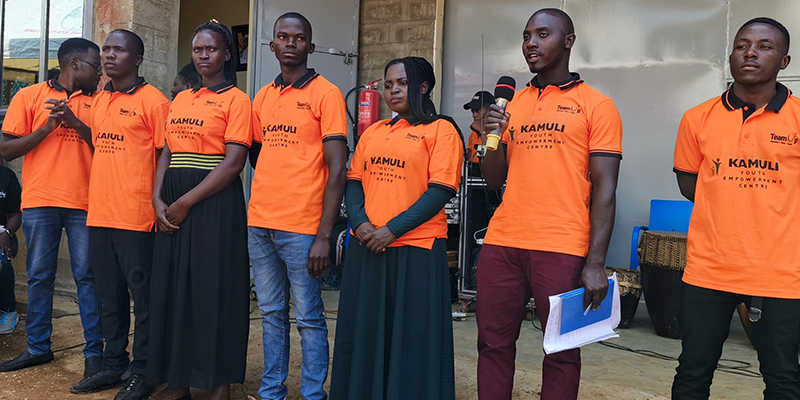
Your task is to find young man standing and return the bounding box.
[69,30,170,400]
[248,12,348,400]
[477,9,622,400]
[0,38,103,377]
[672,18,800,399]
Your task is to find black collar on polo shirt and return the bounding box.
[527,73,583,90]
[273,68,319,89]
[722,82,789,121]
[104,77,147,94]
[191,79,236,94]
[47,78,95,97]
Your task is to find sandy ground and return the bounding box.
[0,287,763,399]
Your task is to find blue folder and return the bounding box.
[559,278,614,335]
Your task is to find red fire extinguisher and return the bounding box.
[358,79,382,137]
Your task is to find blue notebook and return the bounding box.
[559,278,614,335]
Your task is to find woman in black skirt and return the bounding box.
[148,21,251,400]
[330,56,464,400]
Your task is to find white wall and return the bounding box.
[441,0,800,268]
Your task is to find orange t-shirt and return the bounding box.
[87,79,169,231]
[673,83,800,299]
[348,118,463,249]
[467,129,481,163]
[165,81,252,155]
[484,74,623,257]
[248,70,348,235]
[1,79,94,211]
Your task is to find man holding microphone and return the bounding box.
[475,8,623,400]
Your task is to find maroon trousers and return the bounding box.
[476,244,584,400]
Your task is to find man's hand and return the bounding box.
[581,261,609,310]
[482,104,510,141]
[42,99,64,134]
[308,237,330,277]
[51,99,82,130]
[364,226,397,254]
[0,233,12,261]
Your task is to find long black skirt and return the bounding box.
[330,238,455,400]
[147,167,250,390]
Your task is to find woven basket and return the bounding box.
[606,266,641,329]
[606,266,641,298]
[638,231,688,270]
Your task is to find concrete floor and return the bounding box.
[0,287,763,399]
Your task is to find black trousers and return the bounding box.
[0,236,19,312]
[89,227,154,375]
[672,283,800,400]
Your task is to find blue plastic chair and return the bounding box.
[630,200,693,270]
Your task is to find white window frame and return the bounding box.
[0,0,94,116]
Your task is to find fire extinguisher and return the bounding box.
[357,79,382,137]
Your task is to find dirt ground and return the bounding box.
[0,287,763,399]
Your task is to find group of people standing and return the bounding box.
[0,6,798,400]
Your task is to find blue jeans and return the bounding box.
[249,227,329,400]
[22,207,102,357]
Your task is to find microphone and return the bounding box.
[486,76,516,151]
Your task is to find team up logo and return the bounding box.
[296,101,312,110]
[118,107,137,117]
[556,105,582,114]
[405,132,424,142]
[769,132,798,146]
[204,100,223,108]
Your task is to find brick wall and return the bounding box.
[94,0,179,97]
[359,0,440,119]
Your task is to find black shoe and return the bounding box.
[0,349,54,372]
[84,356,102,378]
[114,374,152,400]
[70,367,125,394]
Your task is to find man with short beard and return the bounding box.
[0,38,103,378]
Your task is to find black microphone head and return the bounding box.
[494,76,516,101]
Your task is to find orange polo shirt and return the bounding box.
[484,74,623,257]
[467,129,481,163]
[166,81,252,155]
[674,83,800,299]
[1,79,94,211]
[248,70,348,235]
[348,117,463,249]
[87,78,169,231]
